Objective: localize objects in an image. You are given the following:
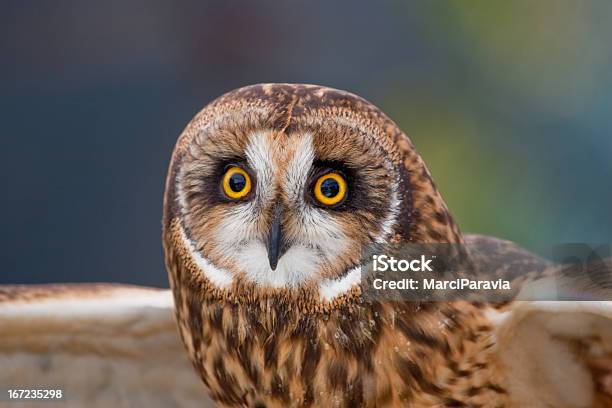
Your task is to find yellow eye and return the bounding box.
[222,166,252,199]
[313,172,347,206]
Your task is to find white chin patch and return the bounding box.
[318,266,362,302]
[236,242,318,288]
[180,223,361,300]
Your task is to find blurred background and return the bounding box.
[1,1,611,286]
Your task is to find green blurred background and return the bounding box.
[1,1,611,286]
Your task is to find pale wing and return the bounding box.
[0,284,214,408]
[493,300,612,407]
[467,235,612,406]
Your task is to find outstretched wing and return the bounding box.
[467,235,612,407]
[494,300,612,407]
[466,234,612,300]
[464,233,551,284]
[0,284,214,408]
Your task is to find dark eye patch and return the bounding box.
[306,160,354,210]
[218,160,255,201]
[305,159,392,218]
[186,156,256,205]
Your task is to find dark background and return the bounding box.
[2,1,611,287]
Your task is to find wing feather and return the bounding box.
[466,235,612,405]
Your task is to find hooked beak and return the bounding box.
[267,204,287,270]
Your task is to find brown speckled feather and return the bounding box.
[163,84,612,407]
[163,84,500,407]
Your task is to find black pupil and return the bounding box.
[229,172,246,192]
[320,177,340,198]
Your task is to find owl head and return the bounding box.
[163,84,461,305]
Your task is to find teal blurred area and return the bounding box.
[1,1,611,285]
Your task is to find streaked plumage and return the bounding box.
[1,84,610,408]
[162,84,612,407]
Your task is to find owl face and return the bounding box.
[165,84,460,303]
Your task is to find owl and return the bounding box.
[162,83,612,407]
[3,84,611,408]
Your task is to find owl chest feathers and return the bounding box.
[171,282,508,407]
[162,83,504,407]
